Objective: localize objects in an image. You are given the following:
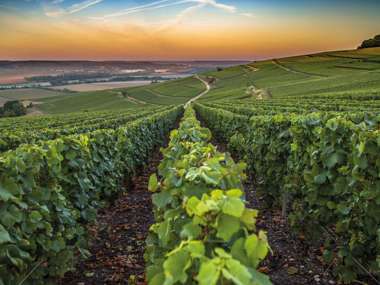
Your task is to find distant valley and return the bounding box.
[0,60,247,88]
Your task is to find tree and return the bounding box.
[0,100,27,117]
[358,34,380,49]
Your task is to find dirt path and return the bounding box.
[126,95,147,105]
[117,91,147,105]
[147,89,167,98]
[184,75,210,108]
[272,59,326,78]
[59,152,161,285]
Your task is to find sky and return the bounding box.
[0,0,379,60]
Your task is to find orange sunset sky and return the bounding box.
[0,0,379,60]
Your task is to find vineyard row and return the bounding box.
[195,103,380,283]
[0,106,182,285]
[145,107,271,285]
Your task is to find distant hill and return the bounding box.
[1,47,379,114]
[359,34,380,49]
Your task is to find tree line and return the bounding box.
[358,34,380,49]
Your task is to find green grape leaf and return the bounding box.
[249,269,273,285]
[0,178,21,201]
[201,171,221,185]
[30,211,42,223]
[240,209,258,230]
[314,172,327,184]
[245,233,269,268]
[155,220,171,247]
[222,197,245,217]
[215,247,231,258]
[325,152,341,168]
[152,191,172,209]
[148,174,159,192]
[211,189,224,200]
[196,259,221,285]
[231,238,246,259]
[217,214,240,241]
[245,234,258,256]
[185,196,201,216]
[163,249,191,285]
[226,189,243,198]
[180,222,202,240]
[150,272,165,285]
[195,200,210,216]
[187,241,205,258]
[0,224,12,244]
[0,185,15,202]
[223,258,252,285]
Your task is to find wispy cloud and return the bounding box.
[90,0,189,20]
[68,0,102,13]
[200,0,236,13]
[240,12,254,18]
[45,0,103,17]
[91,0,237,20]
[156,2,205,31]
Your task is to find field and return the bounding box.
[0,88,72,106]
[1,76,205,114]
[49,81,152,92]
[1,48,380,285]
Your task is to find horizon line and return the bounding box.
[0,59,252,62]
[0,47,365,63]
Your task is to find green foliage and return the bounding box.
[145,107,271,285]
[196,103,380,282]
[32,76,204,114]
[247,114,291,206]
[0,100,27,118]
[0,106,182,284]
[194,104,249,159]
[199,47,380,102]
[359,35,380,49]
[287,114,380,282]
[0,106,169,153]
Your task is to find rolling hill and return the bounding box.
[1,48,379,114]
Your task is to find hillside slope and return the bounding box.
[3,48,379,114]
[33,76,206,113]
[199,47,380,102]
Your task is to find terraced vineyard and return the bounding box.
[1,47,380,285]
